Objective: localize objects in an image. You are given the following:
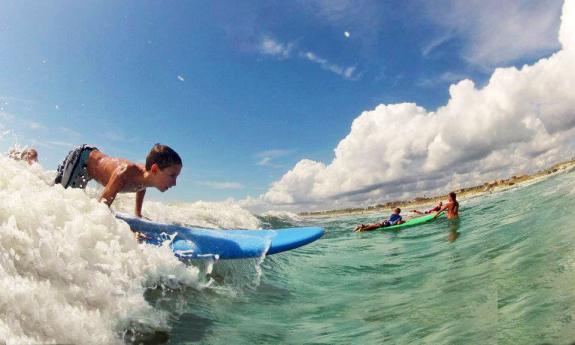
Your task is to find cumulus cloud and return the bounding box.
[422,0,564,67]
[246,0,575,211]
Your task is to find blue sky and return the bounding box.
[1,0,571,210]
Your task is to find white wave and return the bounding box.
[0,156,205,344]
[261,210,303,223]
[110,194,261,230]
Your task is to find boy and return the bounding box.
[55,143,182,218]
[354,207,405,232]
[433,192,459,220]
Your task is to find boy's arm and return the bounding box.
[135,189,146,218]
[99,166,128,207]
[100,172,125,207]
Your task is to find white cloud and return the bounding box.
[421,32,455,57]
[247,0,575,211]
[258,35,358,80]
[198,181,245,190]
[423,0,563,67]
[418,72,470,88]
[256,149,293,167]
[300,51,357,80]
[258,36,294,58]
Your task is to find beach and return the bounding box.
[300,158,575,218]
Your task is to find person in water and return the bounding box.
[355,207,405,232]
[411,201,442,215]
[54,143,182,218]
[9,148,38,165]
[433,192,459,220]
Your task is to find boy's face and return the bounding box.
[25,151,38,164]
[153,164,182,192]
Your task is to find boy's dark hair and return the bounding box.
[449,192,457,200]
[146,144,182,170]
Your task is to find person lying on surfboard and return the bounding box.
[411,201,442,215]
[54,143,182,218]
[433,192,459,220]
[354,207,405,232]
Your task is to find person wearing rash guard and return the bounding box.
[354,207,405,232]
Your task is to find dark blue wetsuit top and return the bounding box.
[388,213,402,225]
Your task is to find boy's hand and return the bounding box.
[134,231,150,241]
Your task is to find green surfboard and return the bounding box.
[358,213,442,232]
[383,214,437,230]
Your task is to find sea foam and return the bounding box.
[0,156,211,344]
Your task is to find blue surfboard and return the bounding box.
[116,214,324,260]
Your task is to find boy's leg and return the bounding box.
[54,144,96,189]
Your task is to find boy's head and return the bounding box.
[23,148,38,164]
[449,192,457,201]
[394,207,401,214]
[146,144,183,192]
[146,144,182,170]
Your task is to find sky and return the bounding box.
[1,0,573,212]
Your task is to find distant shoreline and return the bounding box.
[299,158,575,218]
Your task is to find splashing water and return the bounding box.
[0,156,210,344]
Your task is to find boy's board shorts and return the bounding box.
[54,144,97,189]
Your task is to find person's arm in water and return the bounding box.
[135,189,146,218]
[432,204,448,219]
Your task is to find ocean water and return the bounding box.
[1,156,574,345]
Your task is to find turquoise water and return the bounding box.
[142,170,575,345]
